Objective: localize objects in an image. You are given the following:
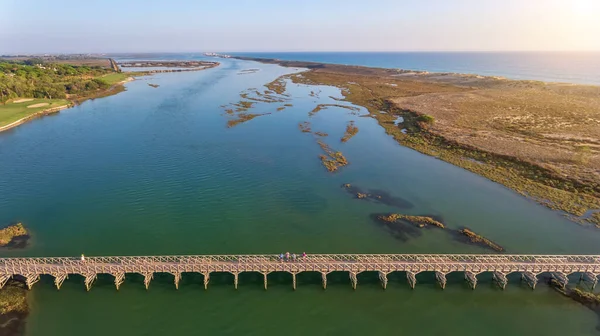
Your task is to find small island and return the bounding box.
[0,223,29,248]
[118,60,219,73]
[0,223,30,336]
[455,228,504,252]
[0,280,27,336]
[371,211,505,252]
[119,60,217,68]
[377,213,445,229]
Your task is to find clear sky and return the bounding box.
[1,0,599,54]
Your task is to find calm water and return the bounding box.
[230,51,600,85]
[1,57,600,335]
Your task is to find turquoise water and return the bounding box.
[1,57,600,335]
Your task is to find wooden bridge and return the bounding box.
[1,254,599,291]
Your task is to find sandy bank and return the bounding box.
[0,104,71,133]
[26,103,49,108]
[11,99,33,104]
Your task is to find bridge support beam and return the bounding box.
[292,273,297,290]
[84,273,97,291]
[349,272,358,290]
[465,271,478,289]
[172,272,182,290]
[521,272,538,289]
[493,272,508,290]
[233,273,239,290]
[203,273,210,290]
[321,272,327,290]
[263,273,268,290]
[52,273,68,290]
[551,272,569,289]
[378,271,388,290]
[142,273,153,290]
[113,272,125,290]
[581,273,598,290]
[435,271,447,289]
[24,274,40,290]
[0,275,11,289]
[406,271,417,289]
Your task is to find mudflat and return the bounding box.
[236,57,600,226]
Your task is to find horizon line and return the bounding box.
[2,50,600,56]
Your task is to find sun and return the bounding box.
[571,0,600,18]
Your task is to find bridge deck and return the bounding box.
[1,254,599,291]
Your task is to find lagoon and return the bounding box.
[1,57,599,335]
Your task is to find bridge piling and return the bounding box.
[0,274,10,289]
[233,273,239,289]
[172,272,181,290]
[521,272,538,289]
[465,271,478,289]
[349,272,358,290]
[142,273,153,290]
[378,271,388,290]
[83,273,96,291]
[203,273,210,290]
[406,271,417,289]
[493,272,508,289]
[435,271,447,289]
[321,272,327,289]
[113,273,125,290]
[292,273,297,290]
[581,273,599,290]
[551,272,569,289]
[24,273,40,290]
[53,273,68,290]
[263,273,268,290]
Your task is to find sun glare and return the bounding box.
[571,0,600,18]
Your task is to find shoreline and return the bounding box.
[0,77,137,134]
[236,56,600,227]
[232,56,599,87]
[0,104,73,133]
[0,60,220,135]
[0,223,30,336]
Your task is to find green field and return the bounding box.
[0,99,71,128]
[98,73,132,85]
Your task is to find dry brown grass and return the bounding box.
[399,215,445,228]
[265,77,287,95]
[341,121,358,142]
[317,140,348,172]
[285,66,600,225]
[227,113,261,128]
[391,87,600,187]
[458,228,504,252]
[298,121,312,133]
[0,223,27,246]
[309,103,360,117]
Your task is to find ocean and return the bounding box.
[229,51,600,85]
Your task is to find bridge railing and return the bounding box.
[1,254,600,267]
